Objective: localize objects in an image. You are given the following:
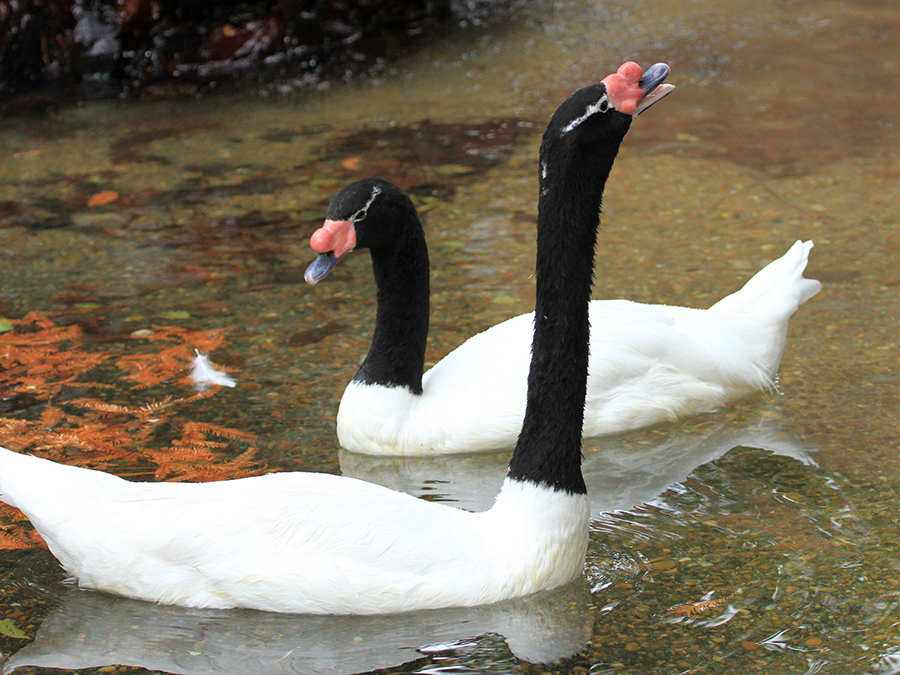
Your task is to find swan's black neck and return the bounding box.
[507,115,630,495]
[352,211,430,395]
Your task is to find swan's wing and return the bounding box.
[379,242,820,451]
[580,241,820,435]
[418,312,534,453]
[421,298,782,444]
[582,300,777,435]
[0,449,484,613]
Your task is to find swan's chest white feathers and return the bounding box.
[478,479,590,594]
[337,313,534,455]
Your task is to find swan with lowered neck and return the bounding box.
[306,163,820,457]
[0,62,673,615]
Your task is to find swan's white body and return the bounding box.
[0,448,588,614]
[338,240,820,455]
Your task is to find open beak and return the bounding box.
[635,63,675,116]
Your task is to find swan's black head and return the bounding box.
[547,84,626,146]
[540,62,673,176]
[305,178,420,284]
[306,177,431,393]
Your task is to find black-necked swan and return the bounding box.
[305,193,820,457]
[0,61,671,615]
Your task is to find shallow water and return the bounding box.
[1,0,899,673]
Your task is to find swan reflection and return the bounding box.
[341,401,816,514]
[4,578,591,674]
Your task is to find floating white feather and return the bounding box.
[190,350,236,391]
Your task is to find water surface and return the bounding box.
[1,0,898,673]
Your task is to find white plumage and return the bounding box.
[0,448,587,614]
[337,240,821,455]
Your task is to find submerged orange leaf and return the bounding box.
[87,190,119,207]
[664,591,739,618]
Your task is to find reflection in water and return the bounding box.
[341,400,816,514]
[3,579,591,674]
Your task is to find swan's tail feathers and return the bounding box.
[0,446,121,516]
[708,240,821,320]
[0,446,29,510]
[0,447,65,514]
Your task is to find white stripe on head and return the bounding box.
[351,185,382,223]
[561,94,609,135]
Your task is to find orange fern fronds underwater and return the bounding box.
[118,324,237,390]
[0,312,263,550]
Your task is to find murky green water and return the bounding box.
[1,0,898,673]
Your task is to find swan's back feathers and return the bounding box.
[0,448,470,611]
[582,301,774,435]
[581,242,819,433]
[437,241,818,437]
